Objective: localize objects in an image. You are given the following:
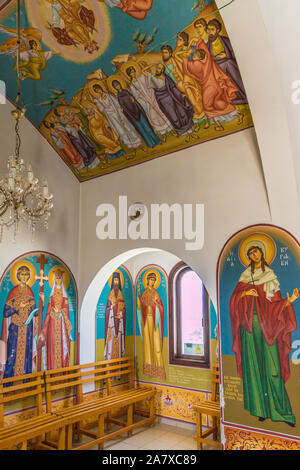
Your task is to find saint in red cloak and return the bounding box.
[229,245,298,425]
[44,121,84,170]
[182,39,240,123]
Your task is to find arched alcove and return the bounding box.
[80,248,161,367]
[79,247,218,423]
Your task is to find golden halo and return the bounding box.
[48,265,70,290]
[142,269,161,290]
[121,61,142,79]
[107,75,129,95]
[10,261,36,287]
[25,36,42,50]
[239,233,276,267]
[88,79,108,98]
[109,270,124,289]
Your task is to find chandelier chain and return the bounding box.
[0,0,54,242]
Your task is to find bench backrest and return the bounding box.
[211,363,220,402]
[44,357,134,412]
[0,371,45,427]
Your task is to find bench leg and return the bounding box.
[106,412,111,432]
[20,440,27,450]
[213,416,218,440]
[149,396,155,427]
[75,422,82,442]
[98,414,105,450]
[57,426,66,450]
[35,434,43,447]
[66,424,73,450]
[127,404,133,437]
[196,412,203,450]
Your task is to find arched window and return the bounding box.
[169,263,210,368]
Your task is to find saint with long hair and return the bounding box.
[137,271,166,379]
[230,236,299,427]
[111,78,161,149]
[124,63,173,139]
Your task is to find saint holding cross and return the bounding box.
[35,254,48,371]
[0,261,42,378]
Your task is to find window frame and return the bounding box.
[169,262,210,369]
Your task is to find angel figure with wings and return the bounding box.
[0,25,58,80]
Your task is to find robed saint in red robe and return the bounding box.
[230,278,297,383]
[182,39,238,119]
[40,283,72,370]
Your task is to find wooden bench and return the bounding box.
[0,372,66,450]
[44,356,156,450]
[193,363,221,450]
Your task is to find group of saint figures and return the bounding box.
[103,269,166,380]
[0,257,73,379]
[0,2,251,175]
[40,13,249,174]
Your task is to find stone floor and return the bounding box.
[74,418,220,451]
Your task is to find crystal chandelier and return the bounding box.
[0,0,53,243]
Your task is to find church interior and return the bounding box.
[0,0,300,452]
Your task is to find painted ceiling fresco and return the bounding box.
[0,0,253,182]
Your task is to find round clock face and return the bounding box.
[128,202,146,222]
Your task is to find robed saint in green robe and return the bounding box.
[230,265,297,426]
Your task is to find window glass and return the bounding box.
[179,270,204,356]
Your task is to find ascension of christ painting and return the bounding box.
[0,0,253,181]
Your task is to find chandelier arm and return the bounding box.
[0,186,11,215]
[0,201,9,217]
[21,191,51,219]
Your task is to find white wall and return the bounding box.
[218,0,300,232]
[0,101,80,281]
[78,127,270,310]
